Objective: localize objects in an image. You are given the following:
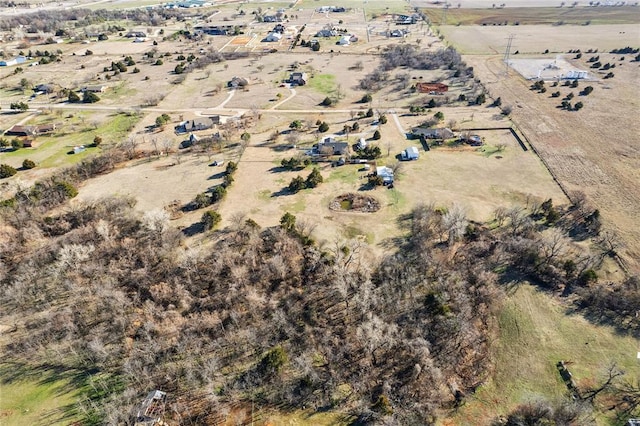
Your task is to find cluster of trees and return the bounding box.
[288,167,323,193]
[189,161,237,210]
[281,156,310,170]
[355,144,382,160]
[0,7,183,32]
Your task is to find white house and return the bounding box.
[337,35,351,46]
[265,32,283,42]
[376,166,394,185]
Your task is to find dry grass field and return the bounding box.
[439,23,640,54]
[424,5,640,26]
[462,53,640,271]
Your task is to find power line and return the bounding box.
[504,34,514,75]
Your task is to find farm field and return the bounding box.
[423,5,640,26]
[439,23,640,54]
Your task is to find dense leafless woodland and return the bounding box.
[0,8,184,33]
[0,150,638,424]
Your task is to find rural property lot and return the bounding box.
[462,51,640,271]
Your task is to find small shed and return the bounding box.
[401,146,419,161]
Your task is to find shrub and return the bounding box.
[56,181,78,198]
[259,346,287,375]
[581,86,593,95]
[155,59,164,66]
[434,111,444,121]
[201,210,221,230]
[372,130,381,140]
[0,164,17,178]
[366,108,374,118]
[475,93,486,105]
[280,212,296,231]
[93,136,102,147]
[305,168,323,188]
[194,192,211,209]
[361,93,372,103]
[379,115,387,124]
[320,97,333,106]
[11,139,23,150]
[22,159,36,169]
[574,101,583,110]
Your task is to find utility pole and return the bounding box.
[504,34,514,75]
[441,3,448,25]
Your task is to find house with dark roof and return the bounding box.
[289,72,308,86]
[4,125,37,137]
[411,127,455,140]
[175,117,220,134]
[316,136,349,156]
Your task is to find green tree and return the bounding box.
[366,108,374,118]
[581,86,593,95]
[379,114,387,124]
[0,164,17,178]
[259,346,287,375]
[320,97,333,106]
[155,59,164,66]
[372,130,381,140]
[22,159,36,169]
[10,102,28,111]
[210,185,227,203]
[11,139,23,150]
[83,91,100,103]
[174,63,185,74]
[305,168,323,188]
[434,111,444,121]
[280,212,296,231]
[288,176,306,193]
[201,210,221,230]
[574,101,584,110]
[361,93,372,103]
[289,120,302,130]
[475,93,486,104]
[68,91,80,103]
[318,122,330,133]
[427,98,436,108]
[93,135,102,147]
[225,161,238,175]
[194,192,211,209]
[241,132,251,143]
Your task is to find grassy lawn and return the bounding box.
[423,6,640,26]
[0,363,84,426]
[0,111,139,170]
[443,283,639,425]
[308,74,337,95]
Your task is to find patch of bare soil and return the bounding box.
[330,193,381,213]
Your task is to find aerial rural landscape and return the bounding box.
[0,0,638,424]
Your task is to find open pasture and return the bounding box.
[423,5,640,26]
[439,23,640,54]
